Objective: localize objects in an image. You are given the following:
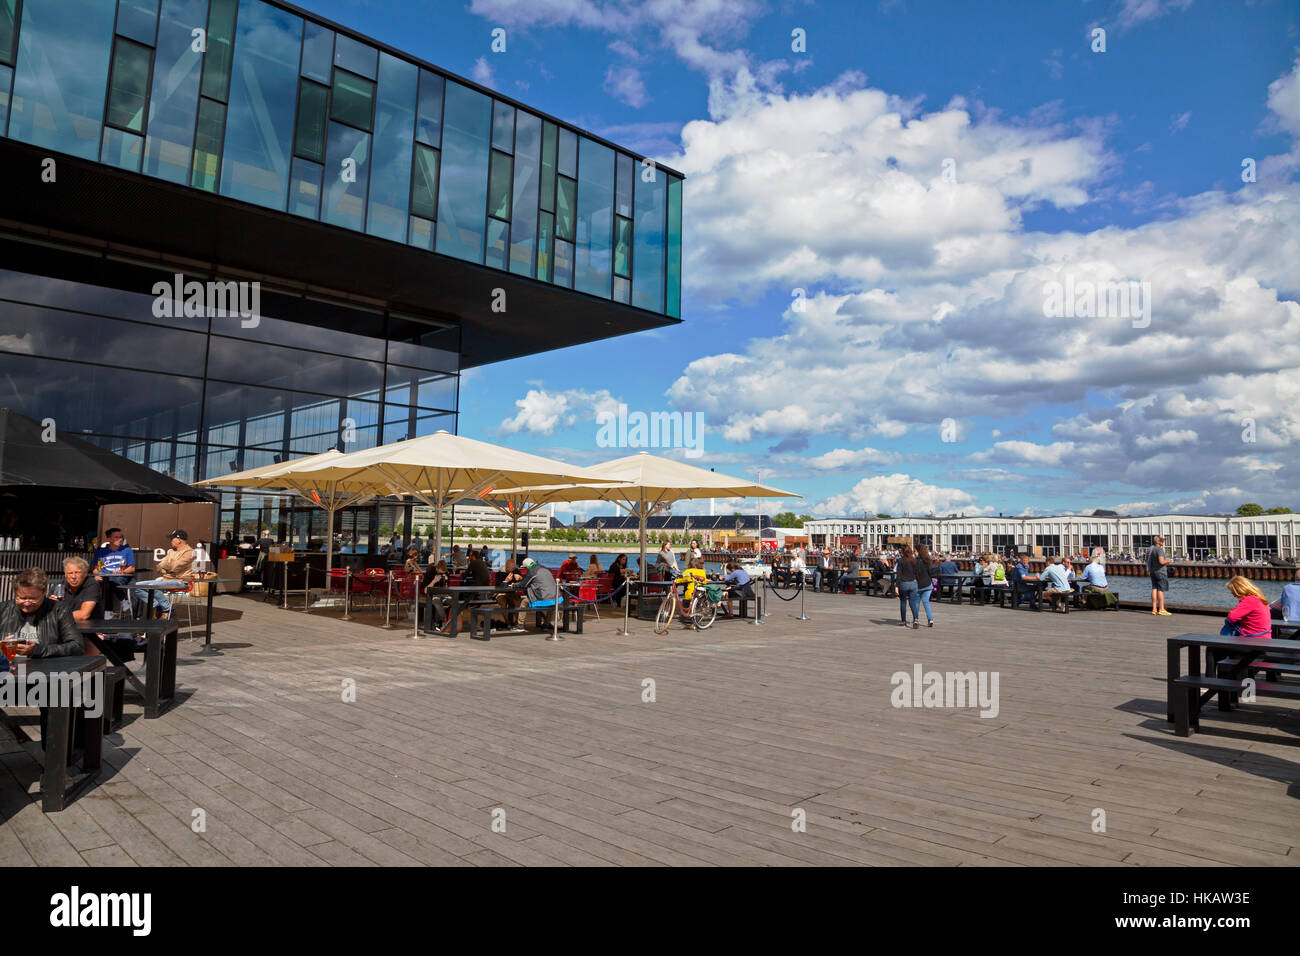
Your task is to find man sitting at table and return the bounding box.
[1040,556,1073,613]
[1079,553,1108,592]
[94,527,136,617]
[0,568,83,664]
[1270,569,1300,623]
[558,553,582,578]
[1009,555,1039,608]
[59,557,102,625]
[464,548,492,587]
[132,530,196,619]
[518,557,559,628]
[937,554,960,593]
[719,562,753,618]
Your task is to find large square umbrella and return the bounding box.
[488,452,799,581]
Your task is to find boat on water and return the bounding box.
[739,557,772,580]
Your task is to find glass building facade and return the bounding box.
[0,0,683,550]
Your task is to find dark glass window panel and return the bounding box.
[106,37,152,132]
[491,99,513,152]
[7,0,116,159]
[333,33,377,80]
[382,405,414,444]
[0,302,207,375]
[415,68,443,146]
[366,52,417,242]
[116,0,159,45]
[293,79,328,161]
[288,156,322,218]
[408,215,433,250]
[142,0,205,184]
[613,216,632,278]
[508,111,541,276]
[0,0,16,66]
[0,354,202,440]
[557,126,577,177]
[0,64,14,132]
[667,174,682,319]
[536,211,553,282]
[410,143,439,220]
[553,238,573,288]
[321,121,369,231]
[0,266,207,329]
[574,137,614,298]
[189,96,225,190]
[484,217,508,270]
[434,80,491,264]
[384,366,458,411]
[331,67,373,130]
[615,152,633,218]
[100,126,143,171]
[219,0,301,210]
[555,176,576,241]
[227,309,384,359]
[487,150,512,220]
[632,168,666,312]
[539,120,557,212]
[386,319,459,372]
[613,275,630,304]
[299,20,333,83]
[199,0,236,102]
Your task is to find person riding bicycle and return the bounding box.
[674,557,708,625]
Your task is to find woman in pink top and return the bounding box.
[1223,576,1272,638]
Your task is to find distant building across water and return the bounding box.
[803,514,1297,560]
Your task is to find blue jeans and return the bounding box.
[131,580,172,615]
[898,580,919,622]
[918,586,934,622]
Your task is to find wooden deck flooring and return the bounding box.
[2,589,1297,866]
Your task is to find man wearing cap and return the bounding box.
[558,554,581,577]
[519,557,559,627]
[132,530,197,618]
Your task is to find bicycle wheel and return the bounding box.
[690,593,717,630]
[654,591,675,634]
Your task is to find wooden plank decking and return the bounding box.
[2,590,1297,866]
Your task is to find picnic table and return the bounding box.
[78,619,179,718]
[0,655,108,811]
[1166,632,1300,736]
[427,584,500,638]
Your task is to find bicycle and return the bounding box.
[654,579,728,632]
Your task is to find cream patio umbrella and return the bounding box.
[488,452,799,582]
[273,431,614,563]
[195,449,383,579]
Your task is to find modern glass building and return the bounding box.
[0,0,683,549]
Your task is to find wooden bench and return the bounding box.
[468,601,585,641]
[1172,675,1300,736]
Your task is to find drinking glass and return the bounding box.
[1,635,18,665]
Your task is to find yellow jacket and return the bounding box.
[675,568,707,600]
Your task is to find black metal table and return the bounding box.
[0,656,107,811]
[78,619,179,718]
[1166,632,1300,729]
[429,585,507,638]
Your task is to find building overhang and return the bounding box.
[0,137,678,368]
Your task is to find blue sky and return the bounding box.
[301,0,1300,522]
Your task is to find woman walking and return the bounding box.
[915,542,938,627]
[895,544,920,627]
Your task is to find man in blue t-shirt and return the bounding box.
[1009,555,1039,609]
[721,563,754,617]
[1271,570,1300,622]
[93,527,136,616]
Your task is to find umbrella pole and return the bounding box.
[638,490,648,584]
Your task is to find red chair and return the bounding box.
[576,580,600,620]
